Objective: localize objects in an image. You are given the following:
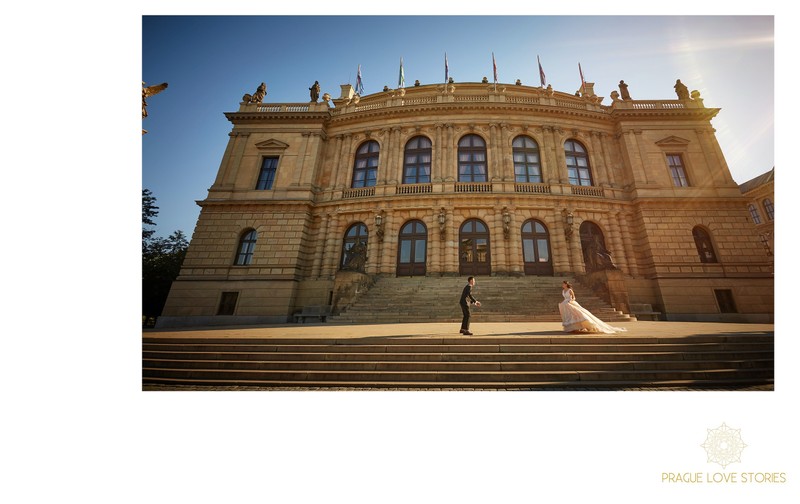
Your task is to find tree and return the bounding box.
[142,189,188,325]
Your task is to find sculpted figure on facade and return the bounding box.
[243,82,267,104]
[342,241,368,272]
[674,79,690,100]
[309,81,321,102]
[618,80,631,100]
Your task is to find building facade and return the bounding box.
[739,167,774,269]
[157,79,773,327]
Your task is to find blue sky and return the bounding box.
[143,15,774,238]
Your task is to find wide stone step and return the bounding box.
[144,358,774,373]
[143,367,774,384]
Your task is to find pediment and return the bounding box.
[255,139,290,150]
[655,136,691,147]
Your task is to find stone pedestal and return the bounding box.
[579,269,630,314]
[331,271,375,314]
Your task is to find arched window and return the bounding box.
[234,229,257,265]
[692,226,718,263]
[521,219,552,275]
[458,135,487,182]
[748,204,762,224]
[564,139,593,186]
[352,141,379,188]
[459,218,491,276]
[403,136,432,184]
[513,136,542,183]
[340,223,369,271]
[397,220,427,276]
[762,198,774,221]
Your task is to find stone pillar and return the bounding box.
[445,124,454,183]
[589,131,610,187]
[499,123,512,182]
[607,211,629,275]
[552,207,571,274]
[334,134,354,189]
[553,127,568,184]
[633,130,652,184]
[322,212,341,278]
[619,212,639,277]
[433,123,444,183]
[598,132,618,187]
[541,125,559,184]
[491,206,505,274]
[311,213,328,278]
[569,217,585,274]
[489,123,499,181]
[293,132,311,185]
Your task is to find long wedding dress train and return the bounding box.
[559,288,627,334]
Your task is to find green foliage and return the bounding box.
[142,190,188,323]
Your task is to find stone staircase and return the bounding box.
[329,276,634,324]
[142,334,774,390]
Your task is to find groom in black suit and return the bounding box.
[459,276,481,335]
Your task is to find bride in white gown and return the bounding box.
[559,281,627,334]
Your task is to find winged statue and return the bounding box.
[142,81,168,119]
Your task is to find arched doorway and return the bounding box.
[396,220,427,276]
[459,219,491,276]
[521,219,553,275]
[579,221,612,272]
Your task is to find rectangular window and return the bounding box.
[217,292,239,316]
[714,289,737,314]
[256,157,279,190]
[667,154,689,187]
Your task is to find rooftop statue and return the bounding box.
[242,82,267,104]
[142,81,168,134]
[142,81,168,119]
[618,80,631,100]
[309,80,320,102]
[674,79,690,100]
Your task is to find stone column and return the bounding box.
[553,127,568,184]
[598,132,618,187]
[552,207,571,274]
[541,125,559,184]
[619,211,639,277]
[391,126,403,184]
[311,213,328,278]
[489,123,499,181]
[589,131,610,186]
[293,132,311,186]
[445,124,454,183]
[607,211,628,275]
[322,212,341,278]
[499,123,513,182]
[569,217,585,274]
[335,134,354,189]
[433,123,444,183]
[633,130,652,184]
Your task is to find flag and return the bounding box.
[445,52,449,83]
[538,55,546,87]
[398,57,405,88]
[492,52,498,84]
[579,62,586,94]
[356,64,364,95]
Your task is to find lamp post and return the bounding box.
[375,210,385,242]
[502,207,511,239]
[438,207,447,239]
[563,209,574,241]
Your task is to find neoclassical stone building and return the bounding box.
[158,79,773,326]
